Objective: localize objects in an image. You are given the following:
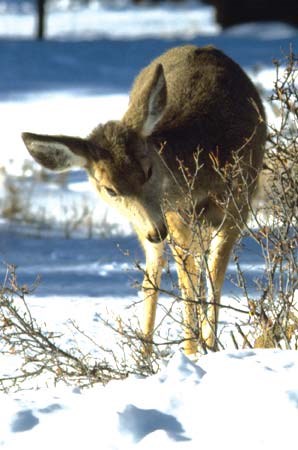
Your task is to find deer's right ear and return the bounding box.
[22,132,89,172]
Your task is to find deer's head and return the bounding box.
[22,64,169,243]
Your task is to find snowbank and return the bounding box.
[0,349,297,449]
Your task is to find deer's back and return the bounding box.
[125,45,266,171]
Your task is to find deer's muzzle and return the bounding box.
[147,223,168,243]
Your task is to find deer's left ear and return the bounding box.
[22,132,89,172]
[141,63,167,137]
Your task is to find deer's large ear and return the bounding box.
[141,63,167,137]
[22,132,90,172]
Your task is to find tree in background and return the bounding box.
[201,0,298,28]
[37,0,46,40]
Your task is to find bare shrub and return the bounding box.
[241,49,298,349]
[1,163,115,239]
[0,265,158,392]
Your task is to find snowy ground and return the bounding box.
[1,349,298,449]
[0,1,298,449]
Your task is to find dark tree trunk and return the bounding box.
[37,0,46,40]
[202,0,298,28]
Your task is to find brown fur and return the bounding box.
[22,45,266,355]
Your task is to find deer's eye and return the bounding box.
[105,187,118,197]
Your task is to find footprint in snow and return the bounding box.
[11,409,39,433]
[11,403,63,433]
[118,404,191,443]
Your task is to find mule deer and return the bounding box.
[22,45,266,355]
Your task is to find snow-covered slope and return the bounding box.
[1,349,298,449]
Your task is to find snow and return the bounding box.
[1,349,298,449]
[223,21,298,40]
[0,1,298,449]
[1,0,219,39]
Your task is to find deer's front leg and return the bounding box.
[171,244,199,355]
[141,240,165,354]
[166,212,200,355]
[203,224,240,350]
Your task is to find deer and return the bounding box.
[22,45,266,356]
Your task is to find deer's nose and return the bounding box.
[147,223,168,243]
